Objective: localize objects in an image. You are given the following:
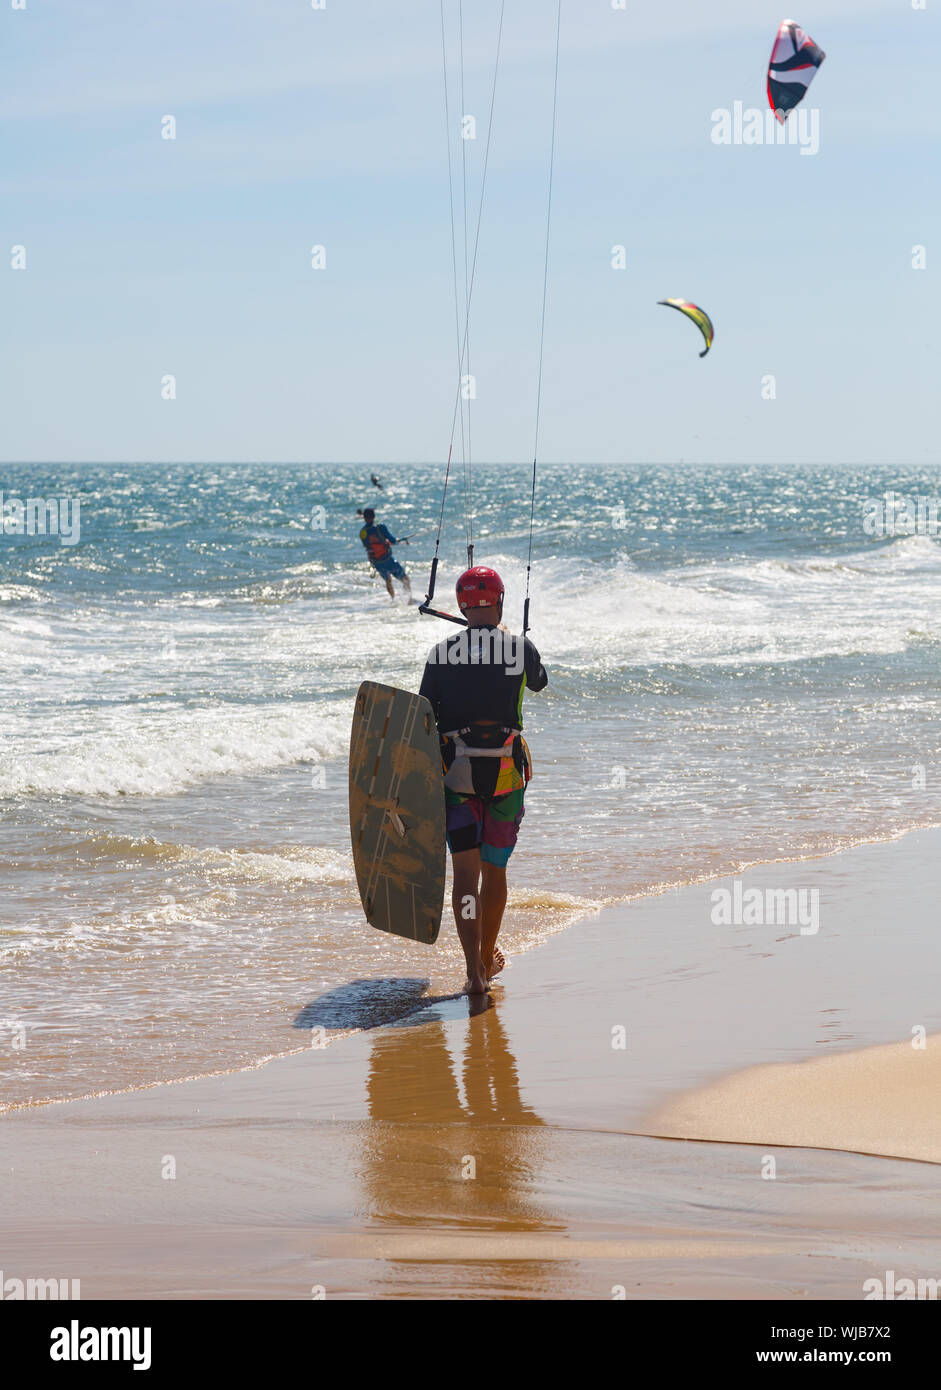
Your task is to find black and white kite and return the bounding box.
[767,19,826,123]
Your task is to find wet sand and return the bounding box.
[2,828,940,1298]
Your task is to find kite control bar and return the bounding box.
[419,555,467,627]
[417,603,467,627]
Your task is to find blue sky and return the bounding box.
[2,0,937,465]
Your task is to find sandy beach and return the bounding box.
[3,828,940,1299]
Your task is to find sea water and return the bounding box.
[2,461,939,1106]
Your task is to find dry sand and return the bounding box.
[2,828,941,1298]
[644,1033,941,1165]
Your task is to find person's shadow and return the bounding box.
[293,977,460,1032]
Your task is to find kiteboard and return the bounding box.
[348,681,445,944]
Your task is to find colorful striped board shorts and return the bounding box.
[444,786,525,867]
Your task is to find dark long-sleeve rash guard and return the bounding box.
[419,625,548,735]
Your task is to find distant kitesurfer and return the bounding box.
[419,566,548,996]
[370,473,383,490]
[358,507,412,602]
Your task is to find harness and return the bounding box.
[440,725,532,796]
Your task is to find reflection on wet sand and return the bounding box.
[358,995,573,1296]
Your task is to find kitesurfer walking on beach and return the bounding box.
[358,507,412,602]
[419,566,548,996]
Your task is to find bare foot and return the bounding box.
[463,973,491,996]
[484,946,506,980]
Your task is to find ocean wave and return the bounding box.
[74,834,355,885]
[853,532,941,568]
[1,890,243,958]
[0,583,45,603]
[499,547,941,668]
[0,613,56,637]
[507,886,607,913]
[0,703,352,799]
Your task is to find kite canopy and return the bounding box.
[658,299,715,358]
[767,19,826,123]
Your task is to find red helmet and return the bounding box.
[456,565,505,611]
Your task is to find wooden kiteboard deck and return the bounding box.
[348,681,445,944]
